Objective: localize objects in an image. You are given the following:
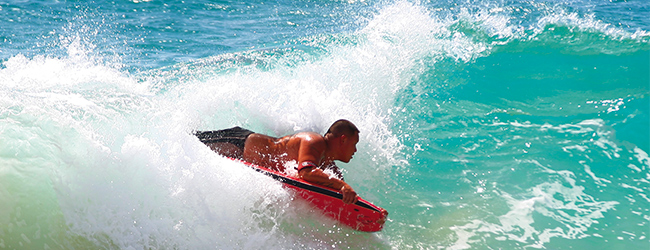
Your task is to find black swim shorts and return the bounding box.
[195,127,255,150]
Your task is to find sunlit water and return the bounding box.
[1,0,648,249]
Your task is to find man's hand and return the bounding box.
[298,164,359,204]
[340,184,358,204]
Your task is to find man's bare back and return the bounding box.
[243,132,316,172]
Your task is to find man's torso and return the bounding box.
[243,132,329,172]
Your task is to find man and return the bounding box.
[196,119,361,204]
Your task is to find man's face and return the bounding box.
[340,133,359,163]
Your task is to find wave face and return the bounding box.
[1,0,648,249]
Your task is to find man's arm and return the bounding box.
[296,134,358,204]
[298,167,358,204]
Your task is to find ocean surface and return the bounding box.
[1,0,648,249]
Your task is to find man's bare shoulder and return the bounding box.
[294,131,324,140]
[284,132,325,148]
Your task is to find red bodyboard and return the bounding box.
[237,159,387,232]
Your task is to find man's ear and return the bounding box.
[339,134,348,145]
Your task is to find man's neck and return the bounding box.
[322,136,337,164]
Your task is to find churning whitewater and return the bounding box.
[1,0,648,249]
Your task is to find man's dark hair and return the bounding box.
[326,119,360,137]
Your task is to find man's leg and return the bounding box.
[196,127,254,160]
[206,142,244,159]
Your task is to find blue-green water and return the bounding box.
[1,0,648,249]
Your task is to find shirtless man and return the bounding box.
[196,119,361,204]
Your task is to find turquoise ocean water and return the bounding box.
[1,0,648,249]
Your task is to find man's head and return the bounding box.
[325,119,360,162]
[325,119,360,138]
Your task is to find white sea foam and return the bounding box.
[633,147,650,169]
[449,160,619,249]
[534,8,650,41]
[2,0,648,249]
[1,4,416,247]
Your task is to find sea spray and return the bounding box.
[1,0,648,249]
